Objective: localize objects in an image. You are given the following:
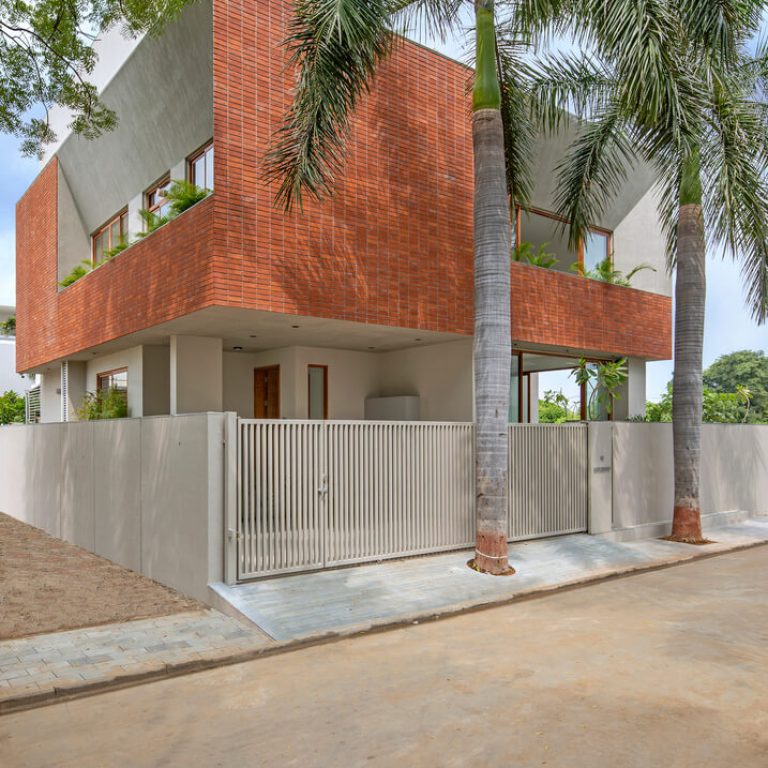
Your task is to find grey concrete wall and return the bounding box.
[0,413,228,602]
[142,345,170,416]
[55,0,213,237]
[57,164,90,280]
[171,336,223,414]
[611,423,768,531]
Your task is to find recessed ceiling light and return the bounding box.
[249,335,258,338]
[368,346,376,350]
[292,325,300,329]
[233,346,243,351]
[414,338,422,342]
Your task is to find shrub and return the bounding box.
[513,241,558,269]
[0,316,15,335]
[0,391,25,424]
[59,261,92,288]
[76,388,128,420]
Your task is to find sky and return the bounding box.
[0,17,765,403]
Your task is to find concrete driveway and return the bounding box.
[1,546,766,767]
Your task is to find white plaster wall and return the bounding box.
[611,423,768,530]
[86,345,143,417]
[57,164,90,281]
[0,414,227,602]
[223,348,298,419]
[40,368,62,423]
[294,347,379,419]
[54,1,213,237]
[612,187,672,296]
[171,336,222,414]
[378,339,473,422]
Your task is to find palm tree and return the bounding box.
[264,1,544,574]
[517,0,768,542]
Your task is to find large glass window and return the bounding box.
[189,142,214,191]
[515,206,612,275]
[583,229,611,272]
[92,210,128,265]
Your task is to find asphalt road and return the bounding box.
[1,546,766,767]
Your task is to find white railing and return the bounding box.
[507,424,588,540]
[237,420,588,579]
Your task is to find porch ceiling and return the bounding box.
[32,306,465,372]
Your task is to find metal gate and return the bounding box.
[507,424,588,540]
[237,420,474,579]
[237,420,588,580]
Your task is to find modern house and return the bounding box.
[16,0,671,428]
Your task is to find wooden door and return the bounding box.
[254,366,280,418]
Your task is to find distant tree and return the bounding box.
[0,391,25,424]
[0,315,15,335]
[644,384,760,424]
[538,390,578,423]
[0,0,191,156]
[703,350,768,422]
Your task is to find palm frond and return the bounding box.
[553,105,635,249]
[263,0,395,210]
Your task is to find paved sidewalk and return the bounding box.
[212,517,768,641]
[0,610,272,712]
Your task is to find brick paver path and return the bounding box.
[0,610,272,707]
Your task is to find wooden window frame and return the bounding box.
[187,140,214,190]
[514,205,613,270]
[307,364,328,420]
[145,174,172,218]
[91,209,128,265]
[96,367,128,399]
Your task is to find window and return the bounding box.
[92,210,128,265]
[188,142,214,191]
[97,367,128,402]
[145,175,172,220]
[308,365,328,419]
[514,206,612,273]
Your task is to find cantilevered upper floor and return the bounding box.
[16,0,671,378]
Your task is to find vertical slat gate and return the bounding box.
[237,420,588,579]
[507,424,588,540]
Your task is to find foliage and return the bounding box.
[59,261,91,288]
[75,388,128,420]
[0,315,15,335]
[570,257,656,287]
[572,358,627,419]
[0,390,25,424]
[0,0,192,157]
[164,179,209,215]
[538,389,579,423]
[513,241,558,269]
[103,238,129,260]
[642,384,761,424]
[137,180,209,236]
[703,350,768,422]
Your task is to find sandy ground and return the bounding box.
[1,545,765,767]
[0,513,201,640]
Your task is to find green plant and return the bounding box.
[0,316,15,335]
[570,258,656,287]
[572,358,628,419]
[513,241,558,269]
[136,208,171,237]
[538,389,579,423]
[164,179,210,215]
[76,388,128,420]
[59,261,92,288]
[103,237,130,260]
[136,180,209,238]
[0,391,25,424]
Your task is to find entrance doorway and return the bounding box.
[254,365,280,418]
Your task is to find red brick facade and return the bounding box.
[15,0,671,371]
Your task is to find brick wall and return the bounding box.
[16,159,216,371]
[15,0,671,370]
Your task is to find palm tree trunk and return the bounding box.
[471,0,513,574]
[670,180,706,543]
